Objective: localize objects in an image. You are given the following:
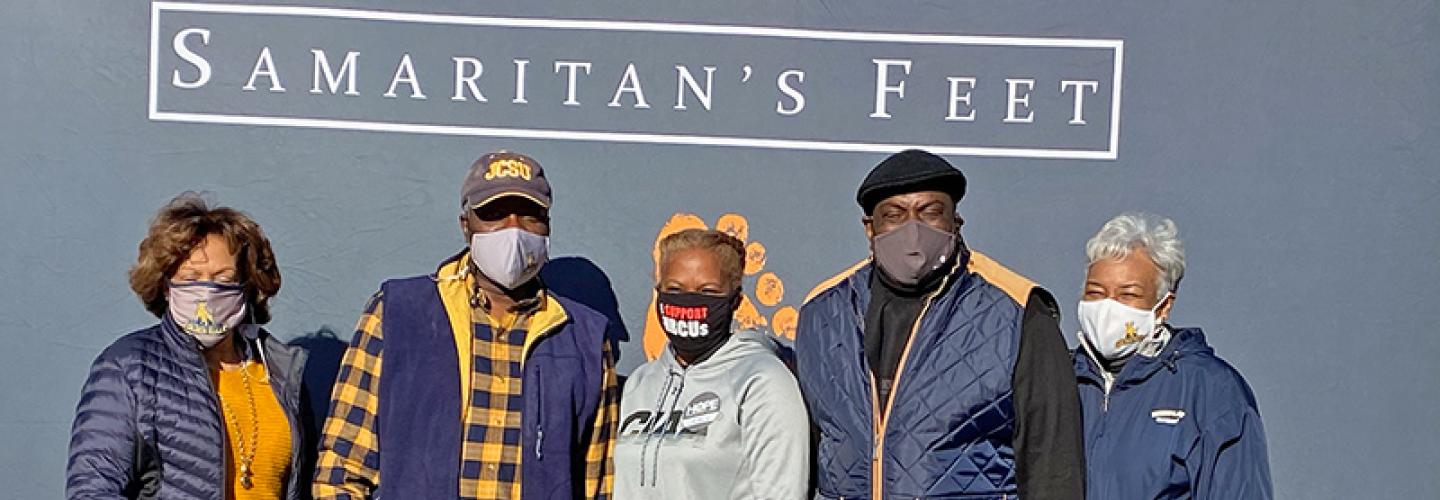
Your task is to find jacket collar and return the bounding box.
[433,249,570,361]
[1075,326,1211,387]
[254,330,306,395]
[159,315,305,380]
[159,315,209,371]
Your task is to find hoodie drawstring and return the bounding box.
[649,372,686,487]
[638,367,689,488]
[639,370,677,486]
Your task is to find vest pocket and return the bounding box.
[531,364,545,461]
[523,352,582,464]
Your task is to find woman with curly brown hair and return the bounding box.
[66,193,313,500]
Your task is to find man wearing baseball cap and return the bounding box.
[314,151,619,499]
[796,149,1085,499]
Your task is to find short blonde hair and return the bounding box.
[657,229,745,291]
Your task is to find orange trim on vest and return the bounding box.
[803,251,1034,306]
[966,250,1035,306]
[804,259,870,304]
[803,248,1035,497]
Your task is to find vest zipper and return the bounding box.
[534,364,544,461]
[525,321,567,463]
[870,269,954,500]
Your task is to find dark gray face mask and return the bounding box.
[871,221,958,286]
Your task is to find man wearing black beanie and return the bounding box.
[795,149,1085,499]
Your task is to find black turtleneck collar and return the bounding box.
[864,242,964,416]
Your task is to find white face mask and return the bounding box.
[469,227,549,289]
[1077,294,1169,361]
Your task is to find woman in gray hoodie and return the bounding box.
[614,229,810,500]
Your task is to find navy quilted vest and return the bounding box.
[797,256,1024,499]
[374,275,608,500]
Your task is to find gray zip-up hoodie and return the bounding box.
[614,329,810,500]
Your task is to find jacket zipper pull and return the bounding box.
[534,364,544,461]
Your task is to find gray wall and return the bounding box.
[2,0,1437,498]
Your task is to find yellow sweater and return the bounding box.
[214,362,293,500]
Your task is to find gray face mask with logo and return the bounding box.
[871,221,958,286]
[167,281,248,349]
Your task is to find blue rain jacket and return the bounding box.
[1075,327,1273,499]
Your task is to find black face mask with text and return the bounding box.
[655,289,740,365]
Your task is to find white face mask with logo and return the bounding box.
[469,227,549,289]
[1077,294,1170,361]
[168,281,249,349]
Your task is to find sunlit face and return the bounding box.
[461,196,551,238]
[1083,247,1172,319]
[658,247,733,297]
[170,234,239,285]
[863,190,960,241]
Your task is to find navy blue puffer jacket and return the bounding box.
[797,254,1026,499]
[66,319,311,500]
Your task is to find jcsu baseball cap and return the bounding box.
[461,150,552,210]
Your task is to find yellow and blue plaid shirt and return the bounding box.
[314,264,618,499]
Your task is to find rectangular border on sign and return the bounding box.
[149,1,1124,160]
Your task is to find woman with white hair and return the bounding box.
[1073,213,1272,499]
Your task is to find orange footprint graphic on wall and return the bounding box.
[644,212,801,360]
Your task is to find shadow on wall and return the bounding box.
[287,327,348,433]
[541,256,631,364]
